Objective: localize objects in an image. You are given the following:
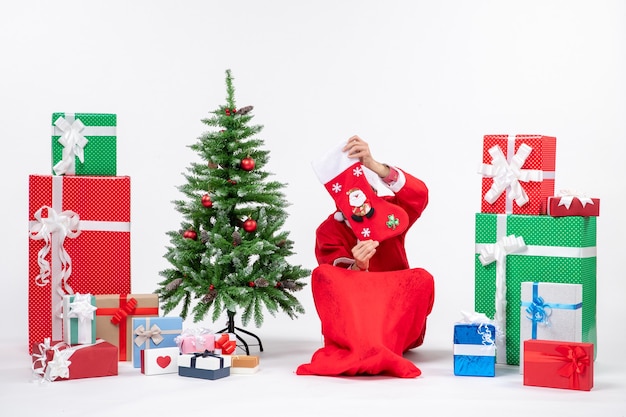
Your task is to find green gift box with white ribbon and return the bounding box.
[474,213,596,365]
[51,112,117,176]
[62,293,97,345]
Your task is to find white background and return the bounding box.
[1,1,625,415]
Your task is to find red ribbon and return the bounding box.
[526,344,590,389]
[215,334,237,354]
[96,295,158,361]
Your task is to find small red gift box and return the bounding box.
[547,194,600,217]
[523,339,593,391]
[28,175,131,353]
[479,134,556,215]
[31,339,118,382]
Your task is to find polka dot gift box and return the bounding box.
[28,175,131,353]
[478,134,556,215]
[51,112,117,176]
[474,213,596,366]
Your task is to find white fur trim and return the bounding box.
[333,211,345,222]
[311,140,357,184]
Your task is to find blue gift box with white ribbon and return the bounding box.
[519,281,583,373]
[453,323,496,377]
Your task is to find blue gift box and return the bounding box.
[131,316,183,368]
[178,352,231,380]
[453,323,496,377]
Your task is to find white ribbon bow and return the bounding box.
[67,293,97,323]
[28,206,81,289]
[53,116,89,176]
[479,143,543,208]
[134,324,164,346]
[478,234,527,362]
[556,189,595,209]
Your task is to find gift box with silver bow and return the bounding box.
[474,213,596,365]
[51,112,117,176]
[28,175,131,353]
[478,134,556,215]
[131,316,183,368]
[519,282,583,373]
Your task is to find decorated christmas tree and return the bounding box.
[156,69,309,341]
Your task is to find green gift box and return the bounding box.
[51,112,117,176]
[474,213,596,365]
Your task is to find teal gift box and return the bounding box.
[51,112,117,176]
[474,213,596,365]
[62,293,97,345]
[131,316,183,368]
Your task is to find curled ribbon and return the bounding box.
[525,296,552,326]
[478,143,543,208]
[28,205,81,290]
[478,235,527,360]
[556,189,595,209]
[134,324,164,346]
[53,116,89,176]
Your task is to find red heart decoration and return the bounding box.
[156,356,171,368]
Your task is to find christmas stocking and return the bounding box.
[312,140,409,242]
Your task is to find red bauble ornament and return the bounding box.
[183,229,197,240]
[248,281,255,287]
[227,179,237,185]
[242,218,257,233]
[209,284,214,290]
[240,156,255,172]
[201,194,213,208]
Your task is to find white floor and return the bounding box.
[2,331,624,417]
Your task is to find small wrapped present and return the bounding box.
[178,351,231,380]
[141,347,179,376]
[478,134,556,215]
[51,112,117,176]
[214,333,237,354]
[228,355,260,374]
[28,175,131,353]
[31,338,118,382]
[547,190,600,217]
[63,293,97,345]
[95,294,159,361]
[453,311,497,377]
[175,328,215,354]
[520,282,583,373]
[132,316,183,368]
[523,339,593,391]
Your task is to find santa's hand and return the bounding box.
[351,240,379,271]
[343,135,389,178]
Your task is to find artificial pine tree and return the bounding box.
[156,70,309,351]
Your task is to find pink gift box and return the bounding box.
[176,333,216,354]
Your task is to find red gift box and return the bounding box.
[479,134,556,215]
[31,339,118,382]
[28,175,131,353]
[547,194,600,217]
[523,339,593,391]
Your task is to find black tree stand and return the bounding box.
[216,310,264,355]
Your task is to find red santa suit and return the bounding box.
[297,166,435,378]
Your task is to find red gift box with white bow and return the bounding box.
[478,134,556,215]
[547,192,600,217]
[27,175,131,353]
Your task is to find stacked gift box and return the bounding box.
[471,134,598,390]
[28,112,259,383]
